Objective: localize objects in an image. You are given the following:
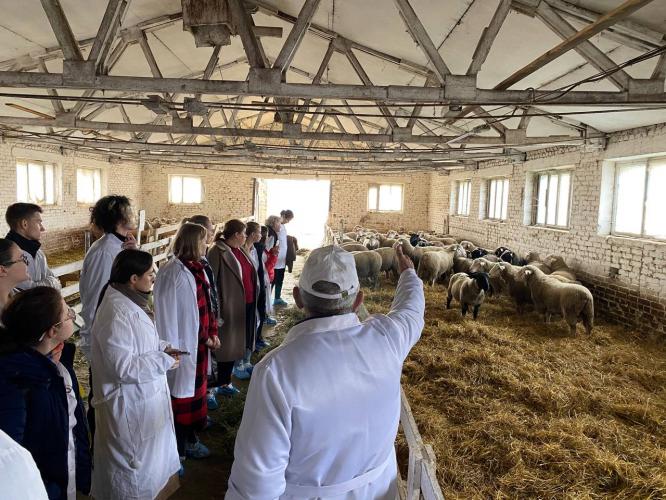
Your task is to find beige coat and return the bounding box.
[207,239,259,362]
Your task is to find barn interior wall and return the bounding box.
[426,123,666,335]
[140,164,256,225]
[0,138,143,253]
[327,172,431,232]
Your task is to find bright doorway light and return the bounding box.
[265,178,330,249]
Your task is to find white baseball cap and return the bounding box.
[299,245,360,299]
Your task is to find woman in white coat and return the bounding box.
[154,223,220,464]
[90,249,181,500]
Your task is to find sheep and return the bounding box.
[453,256,473,273]
[493,262,533,313]
[470,247,489,259]
[386,230,399,239]
[427,236,458,245]
[460,240,478,253]
[396,238,442,268]
[373,247,398,279]
[351,250,382,289]
[377,235,397,248]
[416,248,456,286]
[469,258,504,296]
[544,255,577,282]
[362,235,380,250]
[519,265,594,335]
[495,247,524,266]
[446,272,491,319]
[524,251,552,274]
[343,231,359,241]
[341,242,368,252]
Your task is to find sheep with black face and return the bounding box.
[446,272,491,319]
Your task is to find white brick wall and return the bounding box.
[426,122,666,331]
[0,138,143,252]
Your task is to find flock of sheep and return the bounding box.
[335,227,594,336]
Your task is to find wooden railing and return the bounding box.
[398,388,444,500]
[324,224,339,245]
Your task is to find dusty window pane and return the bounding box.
[614,164,645,234]
[536,174,548,225]
[183,177,202,203]
[170,176,183,204]
[378,184,402,211]
[368,186,378,210]
[557,173,571,227]
[28,163,45,203]
[644,161,666,238]
[501,179,509,220]
[488,180,496,218]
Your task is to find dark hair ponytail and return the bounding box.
[97,249,154,309]
[0,238,16,265]
[281,209,294,219]
[0,287,63,354]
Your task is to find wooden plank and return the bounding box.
[400,388,424,500]
[52,259,84,277]
[140,236,173,252]
[153,251,170,263]
[155,223,180,237]
[61,283,80,297]
[419,459,445,500]
[498,0,654,90]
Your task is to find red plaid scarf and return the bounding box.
[171,258,217,428]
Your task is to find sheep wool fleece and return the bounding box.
[226,268,425,499]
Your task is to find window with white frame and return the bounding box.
[368,184,403,212]
[487,178,509,220]
[455,180,471,216]
[16,160,57,205]
[612,157,666,239]
[533,170,572,228]
[77,168,102,204]
[169,175,203,204]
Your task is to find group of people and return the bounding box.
[1,197,427,500]
[0,199,299,499]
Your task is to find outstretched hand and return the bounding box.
[395,244,414,274]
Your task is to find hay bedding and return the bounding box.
[363,283,666,499]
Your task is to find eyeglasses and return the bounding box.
[1,254,29,267]
[52,307,76,328]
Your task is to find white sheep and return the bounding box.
[446,272,491,319]
[341,242,368,252]
[493,262,532,312]
[373,247,398,280]
[351,250,382,289]
[519,265,594,335]
[416,249,454,286]
[544,255,577,282]
[453,256,473,273]
[362,235,380,250]
[524,251,552,274]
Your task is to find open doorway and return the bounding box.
[256,178,331,249]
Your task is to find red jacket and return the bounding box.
[265,249,278,283]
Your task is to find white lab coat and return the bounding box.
[275,225,288,269]
[78,233,124,360]
[0,429,49,500]
[15,248,61,291]
[227,268,425,500]
[90,287,180,500]
[153,257,199,398]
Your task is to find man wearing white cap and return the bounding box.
[226,244,425,499]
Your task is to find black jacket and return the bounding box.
[0,343,91,499]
